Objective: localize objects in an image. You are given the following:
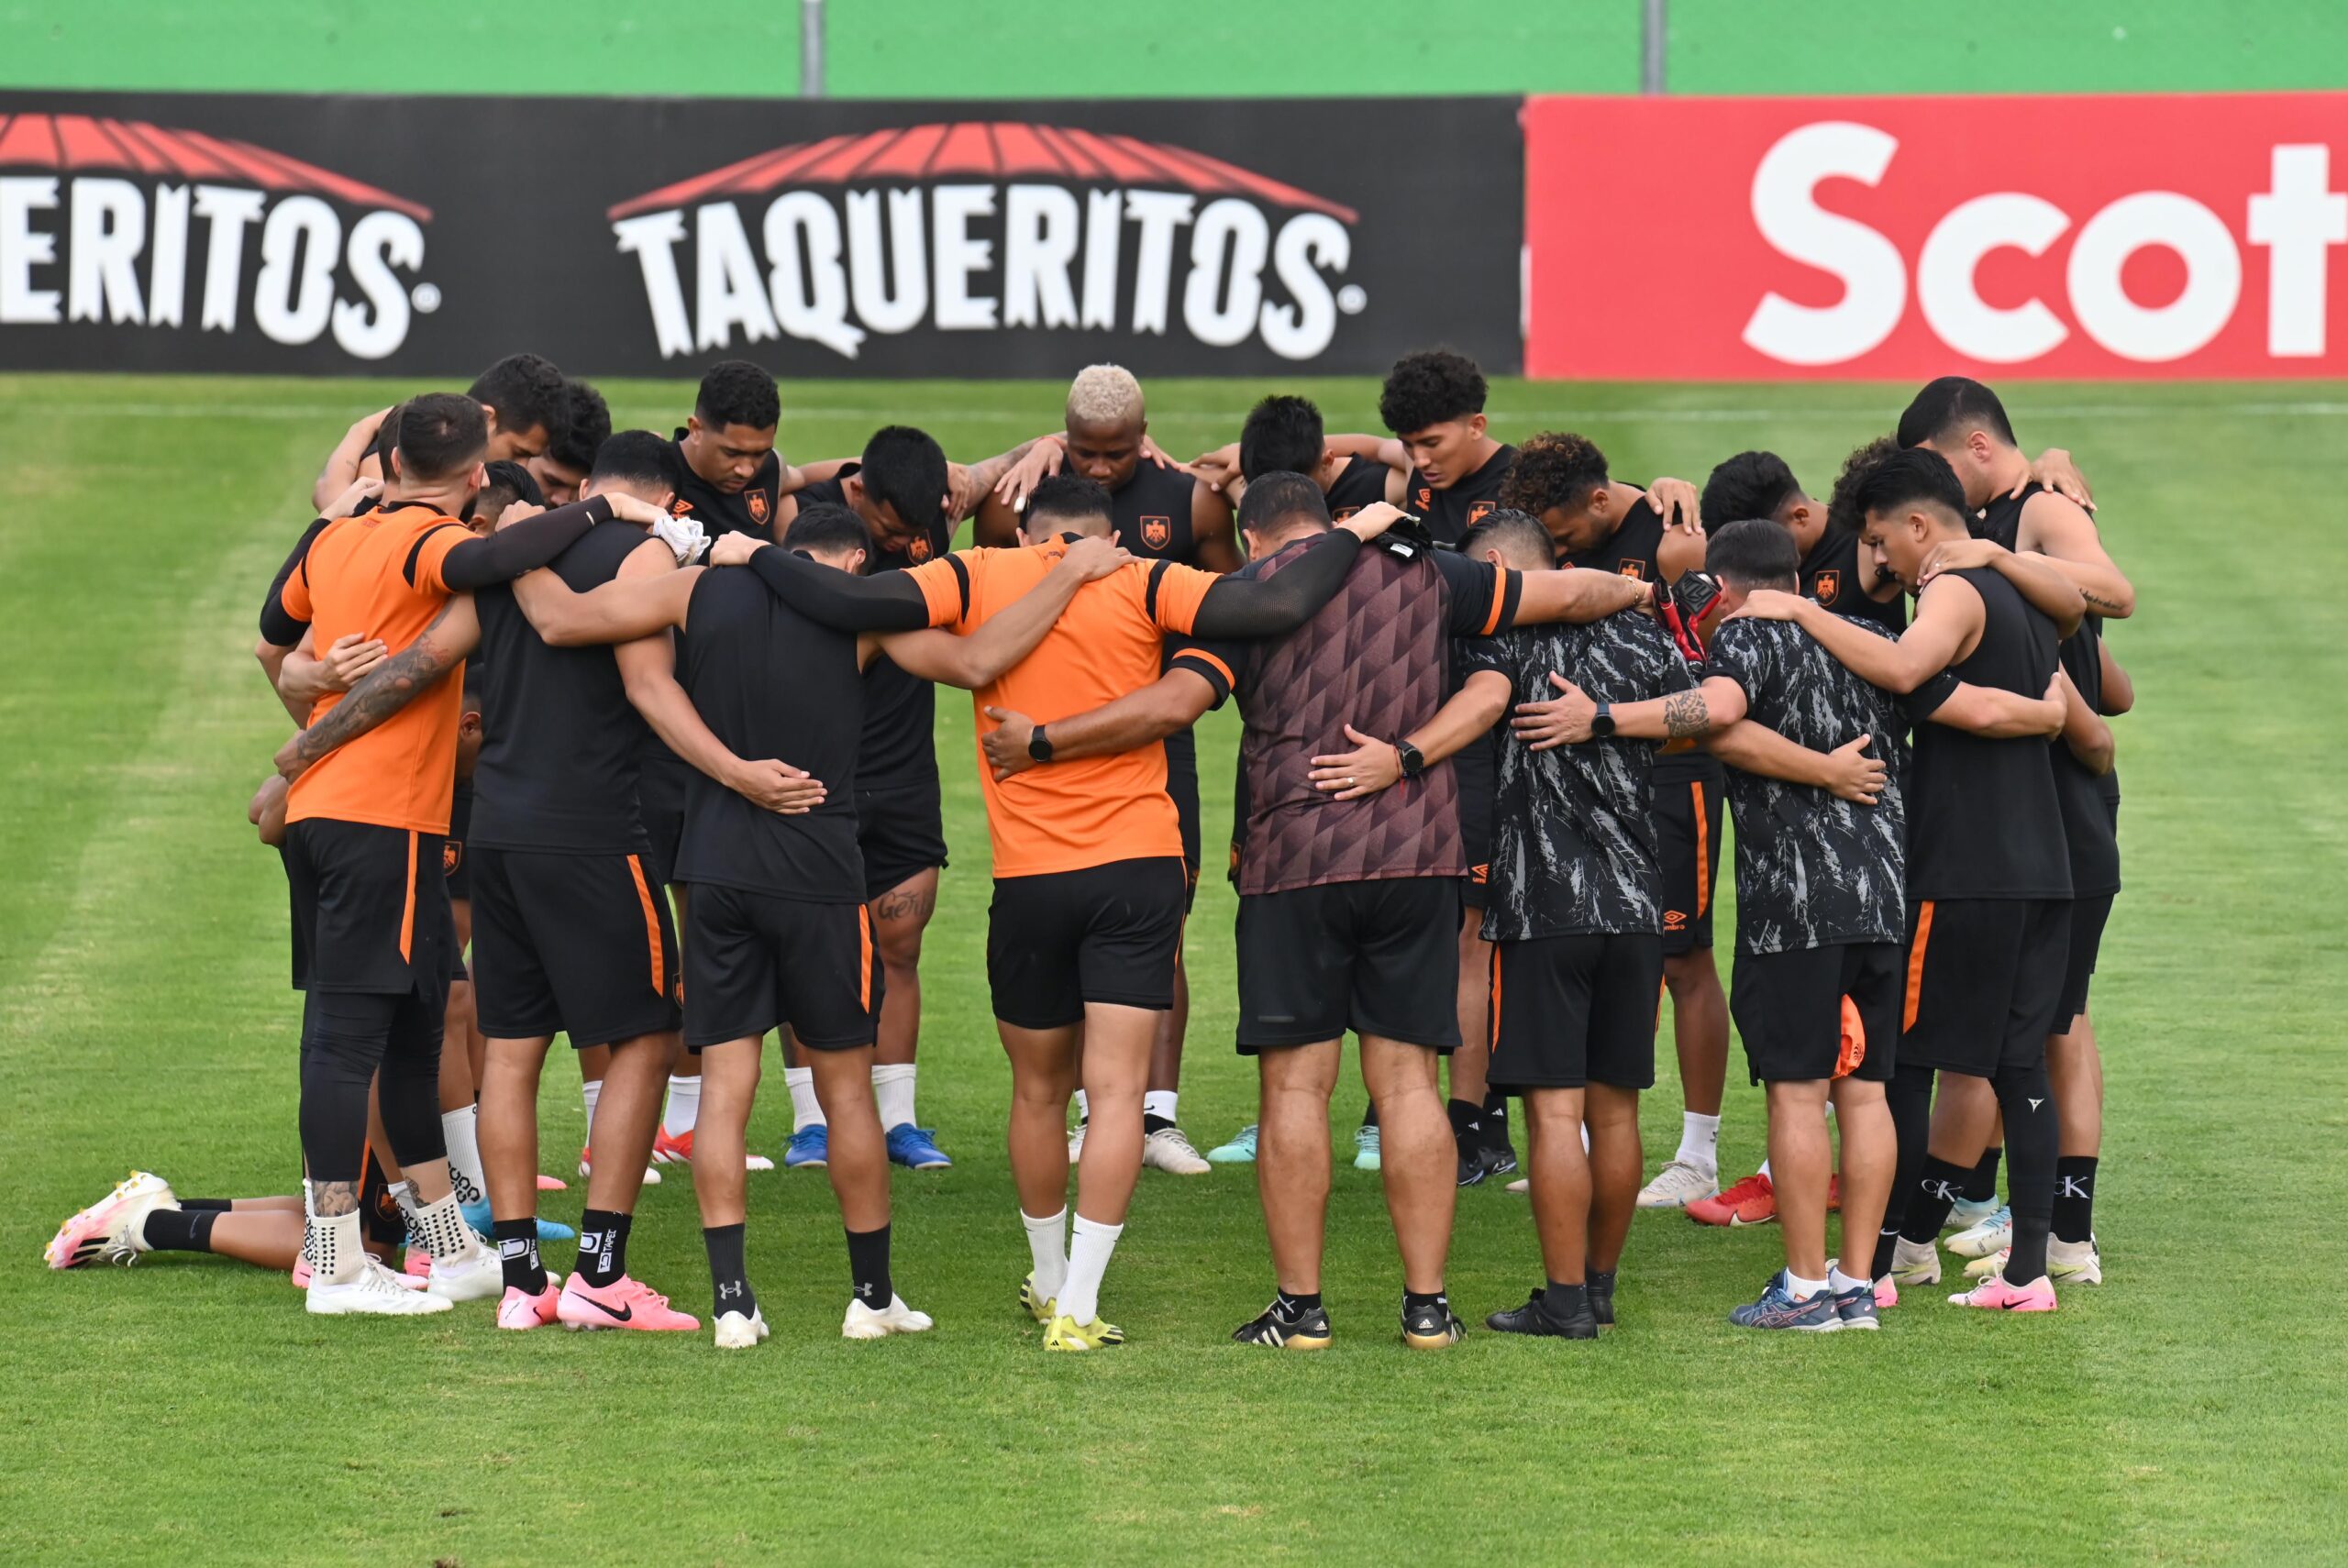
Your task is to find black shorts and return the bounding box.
[283,818,455,1003]
[1487,932,1662,1090]
[2058,893,2113,1026]
[683,884,881,1051]
[1899,898,2071,1077]
[471,846,681,1048]
[855,782,948,904]
[1655,772,1722,954]
[1236,877,1460,1053]
[1166,731,1202,911]
[637,754,690,890]
[444,779,474,900]
[1732,941,1900,1085]
[988,857,1187,1030]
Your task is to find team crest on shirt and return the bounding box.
[1467,501,1495,526]
[1415,487,1434,511]
[748,490,770,525]
[1619,559,1648,580]
[443,841,463,877]
[1140,515,1172,550]
[1812,569,1841,604]
[909,535,934,563]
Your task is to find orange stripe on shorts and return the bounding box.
[626,855,664,997]
[1903,900,1936,1032]
[1690,781,1711,917]
[398,831,418,964]
[858,906,875,1014]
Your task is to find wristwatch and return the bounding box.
[1395,738,1425,780]
[1027,724,1055,763]
[1589,702,1616,739]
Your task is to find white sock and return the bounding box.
[305,1207,364,1285]
[1822,1101,1836,1123]
[1021,1207,1069,1304]
[663,1075,702,1139]
[1057,1214,1123,1326]
[410,1191,475,1261]
[440,1104,487,1209]
[872,1063,917,1132]
[388,1180,418,1233]
[1675,1111,1720,1176]
[784,1066,825,1132]
[1829,1265,1870,1296]
[1786,1270,1830,1300]
[1073,1088,1090,1124]
[1758,1159,1773,1180]
[581,1077,602,1138]
[1143,1089,1178,1124]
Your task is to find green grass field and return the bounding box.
[1,372,2342,1566]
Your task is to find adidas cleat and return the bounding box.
[1402,1297,1466,1349]
[1042,1313,1126,1352]
[1233,1299,1333,1350]
[45,1171,178,1269]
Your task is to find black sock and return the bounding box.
[2051,1155,2098,1245]
[1540,1280,1590,1321]
[577,1209,632,1288]
[140,1209,217,1253]
[492,1217,544,1294]
[1276,1288,1322,1317]
[1964,1146,2004,1204]
[1899,1155,1971,1243]
[1445,1098,1483,1139]
[1143,1112,1175,1137]
[704,1222,755,1318]
[1992,1060,2057,1284]
[1871,1228,1901,1280]
[1361,1102,1379,1131]
[1480,1092,1512,1148]
[178,1197,233,1213]
[845,1223,892,1308]
[1403,1289,1449,1316]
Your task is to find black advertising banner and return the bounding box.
[0,91,1522,379]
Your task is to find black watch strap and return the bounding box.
[1395,738,1425,779]
[1028,724,1054,763]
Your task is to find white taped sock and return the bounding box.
[1022,1207,1069,1305]
[305,1208,364,1286]
[441,1104,487,1209]
[1058,1214,1123,1327]
[1143,1089,1178,1123]
[1675,1111,1720,1176]
[785,1066,825,1132]
[663,1075,703,1139]
[410,1192,475,1261]
[872,1064,917,1132]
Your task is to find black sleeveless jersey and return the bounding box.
[662,430,782,542]
[673,567,865,902]
[1977,485,2119,896]
[1406,443,1515,547]
[1110,460,1202,563]
[1324,455,1391,521]
[1904,567,2071,900]
[470,521,653,855]
[1568,494,1722,790]
[1800,527,1906,635]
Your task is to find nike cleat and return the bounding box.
[1946,1204,2013,1260]
[1834,1281,1882,1330]
[579,1145,660,1185]
[1948,1274,2058,1312]
[1143,1126,1211,1176]
[714,1308,770,1350]
[45,1171,178,1269]
[1402,1297,1466,1349]
[1636,1159,1720,1210]
[536,1173,568,1192]
[1457,1141,1514,1187]
[783,1125,829,1170]
[1688,1172,1776,1227]
[495,1276,565,1331]
[885,1124,953,1171]
[843,1294,935,1339]
[1888,1236,1942,1286]
[1233,1299,1333,1350]
[460,1198,573,1243]
[426,1239,504,1303]
[1729,1272,1842,1331]
[1207,1124,1258,1165]
[1042,1313,1125,1351]
[1965,1237,2102,1285]
[655,1127,774,1172]
[1945,1195,2002,1233]
[1353,1124,1381,1173]
[1486,1288,1598,1340]
[1872,1275,1900,1310]
[307,1258,455,1317]
[1020,1273,1056,1324]
[557,1273,701,1332]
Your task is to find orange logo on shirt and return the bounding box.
[748,490,770,525]
[1813,569,1841,603]
[1469,863,1490,885]
[1620,560,1648,580]
[669,498,692,516]
[908,536,934,563]
[1415,487,1433,511]
[1140,515,1172,550]
[1468,501,1494,525]
[1664,908,1687,932]
[442,841,463,877]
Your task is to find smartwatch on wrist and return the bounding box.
[1395,738,1425,780]
[1027,724,1055,763]
[1589,702,1617,739]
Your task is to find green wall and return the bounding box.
[5,1,2343,98]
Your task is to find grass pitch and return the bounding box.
[0,372,2342,1566]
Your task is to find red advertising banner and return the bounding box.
[1525,93,2348,380]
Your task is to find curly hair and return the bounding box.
[1826,435,1899,538]
[548,380,611,476]
[1377,349,1485,436]
[694,359,781,433]
[1498,431,1609,515]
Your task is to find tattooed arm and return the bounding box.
[272,596,481,780]
[1512,674,1747,750]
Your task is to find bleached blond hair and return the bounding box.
[1066,363,1146,426]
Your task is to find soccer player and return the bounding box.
[260,394,686,1318]
[768,427,963,1172]
[976,367,1241,1176]
[499,501,1125,1346]
[308,352,573,513]
[1899,377,2132,1282]
[1499,432,1733,1217]
[1735,447,2085,1313]
[1703,449,1908,635]
[526,379,612,506]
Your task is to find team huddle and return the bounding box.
[45,346,2133,1348]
